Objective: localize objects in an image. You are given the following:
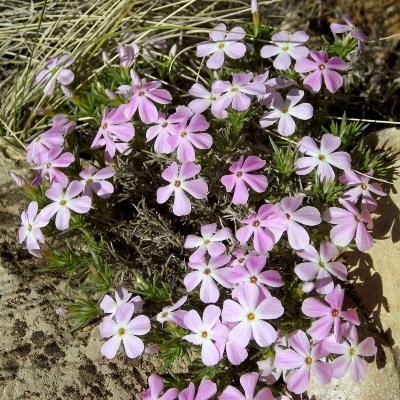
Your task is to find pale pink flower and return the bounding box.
[302,284,360,341]
[178,380,216,400]
[261,31,309,70]
[31,148,74,187]
[279,196,321,250]
[295,51,349,93]
[196,23,246,69]
[156,296,188,327]
[41,181,92,231]
[222,284,284,347]
[184,255,232,303]
[213,72,266,113]
[295,134,351,182]
[35,55,74,95]
[323,323,377,381]
[146,107,192,154]
[339,169,386,211]
[220,372,277,400]
[142,374,179,400]
[323,198,374,252]
[100,304,150,359]
[188,82,228,119]
[182,305,229,366]
[117,42,139,67]
[100,287,143,317]
[330,16,367,53]
[184,223,232,262]
[260,89,313,136]
[255,71,295,106]
[10,172,26,187]
[19,201,49,251]
[123,70,172,123]
[229,248,259,268]
[167,114,213,162]
[225,339,248,366]
[79,166,115,199]
[91,105,135,160]
[156,162,208,216]
[229,255,283,298]
[221,156,268,205]
[295,241,347,294]
[236,204,288,254]
[275,330,332,394]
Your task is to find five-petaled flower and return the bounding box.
[330,16,368,53]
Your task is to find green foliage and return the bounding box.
[63,296,101,331]
[322,34,357,59]
[325,114,368,147]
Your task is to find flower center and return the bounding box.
[355,215,362,222]
[46,162,51,169]
[59,199,67,206]
[286,213,291,219]
[236,171,243,177]
[210,95,217,101]
[87,178,93,184]
[319,64,326,70]
[319,261,325,268]
[231,86,239,92]
[331,309,339,317]
[162,121,168,128]
[282,106,289,113]
[250,276,258,283]
[180,131,188,137]
[138,91,145,96]
[349,348,356,356]
[27,223,33,232]
[204,239,210,245]
[305,356,313,365]
[218,43,225,49]
[102,122,108,130]
[253,220,260,227]
[319,154,326,161]
[282,45,289,51]
[201,331,208,338]
[247,312,255,320]
[118,327,126,336]
[361,183,368,190]
[204,268,211,275]
[238,258,245,264]
[161,311,168,318]
[174,180,181,187]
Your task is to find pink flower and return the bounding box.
[222,284,284,347]
[117,42,139,67]
[225,339,248,366]
[229,248,259,268]
[79,166,115,199]
[275,330,332,394]
[123,70,172,123]
[167,114,213,162]
[178,380,216,400]
[295,241,347,294]
[91,106,135,160]
[221,156,268,205]
[279,196,321,250]
[323,198,374,252]
[188,82,228,119]
[184,223,232,262]
[35,55,74,95]
[302,284,360,341]
[196,23,246,69]
[295,51,349,93]
[261,31,309,70]
[19,201,49,251]
[100,304,150,359]
[146,107,192,154]
[339,169,386,211]
[184,255,232,303]
[229,255,283,298]
[260,89,313,136]
[330,16,367,53]
[10,171,26,187]
[213,73,266,113]
[142,375,179,400]
[156,296,188,327]
[31,148,74,187]
[182,305,229,366]
[255,71,295,106]
[142,374,179,400]
[220,372,277,400]
[295,134,351,182]
[323,323,377,381]
[41,181,92,231]
[157,162,208,216]
[236,204,288,254]
[100,287,143,317]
